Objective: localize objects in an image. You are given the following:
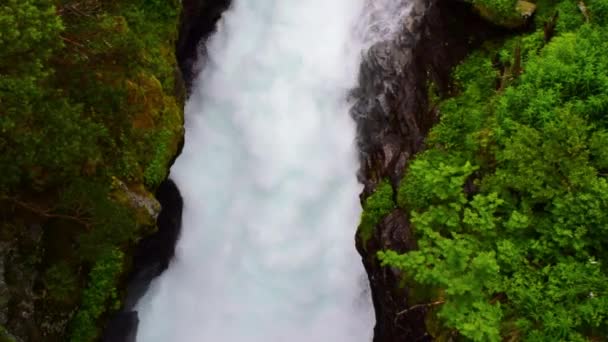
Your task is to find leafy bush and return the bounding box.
[472,0,520,18]
[1,0,182,191]
[44,262,79,303]
[69,249,124,342]
[380,2,608,340]
[358,180,395,244]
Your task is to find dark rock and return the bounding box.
[177,0,232,91]
[102,311,138,342]
[353,0,509,340]
[353,0,508,192]
[122,179,183,310]
[102,179,183,341]
[356,210,427,342]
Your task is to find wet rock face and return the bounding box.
[102,312,138,342]
[351,0,434,193]
[353,0,508,340]
[353,0,507,191]
[356,210,428,342]
[102,179,183,342]
[177,0,232,90]
[122,179,183,311]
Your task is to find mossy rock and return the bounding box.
[110,177,161,229]
[475,0,537,28]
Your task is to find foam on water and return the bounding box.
[136,1,409,341]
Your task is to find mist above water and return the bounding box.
[135,1,409,341]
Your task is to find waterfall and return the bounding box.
[135,1,409,341]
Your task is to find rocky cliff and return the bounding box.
[352,0,510,340]
[102,1,232,341]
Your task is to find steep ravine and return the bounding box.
[106,1,509,341]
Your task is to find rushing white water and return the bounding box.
[136,1,409,341]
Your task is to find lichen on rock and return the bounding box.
[110,178,161,229]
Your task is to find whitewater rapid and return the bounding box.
[136,1,410,341]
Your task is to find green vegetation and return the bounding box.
[377,0,608,340]
[44,262,79,302]
[469,0,533,28]
[69,249,124,342]
[1,0,182,191]
[0,326,17,342]
[472,0,521,19]
[358,180,395,245]
[0,0,183,340]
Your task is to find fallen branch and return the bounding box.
[579,1,590,22]
[396,300,446,316]
[2,196,91,229]
[544,11,559,43]
[60,35,85,48]
[65,4,93,17]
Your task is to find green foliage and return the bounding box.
[0,327,17,342]
[397,151,477,210]
[591,130,608,169]
[0,0,62,74]
[589,0,608,25]
[471,0,520,19]
[358,180,395,244]
[0,0,104,190]
[0,0,183,339]
[44,262,79,302]
[1,0,182,191]
[59,179,137,261]
[428,51,497,153]
[382,3,608,340]
[69,249,124,342]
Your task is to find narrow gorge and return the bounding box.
[133,1,409,341]
[108,0,509,341]
[5,0,608,340]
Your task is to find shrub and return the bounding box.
[381,3,608,340]
[358,180,395,245]
[69,249,124,342]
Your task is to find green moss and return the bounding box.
[69,249,124,342]
[472,0,521,20]
[470,0,535,28]
[358,180,396,245]
[142,95,184,188]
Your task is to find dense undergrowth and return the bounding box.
[366,0,608,340]
[0,0,182,340]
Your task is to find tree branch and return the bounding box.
[396,300,445,317]
[60,35,85,48]
[2,196,91,229]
